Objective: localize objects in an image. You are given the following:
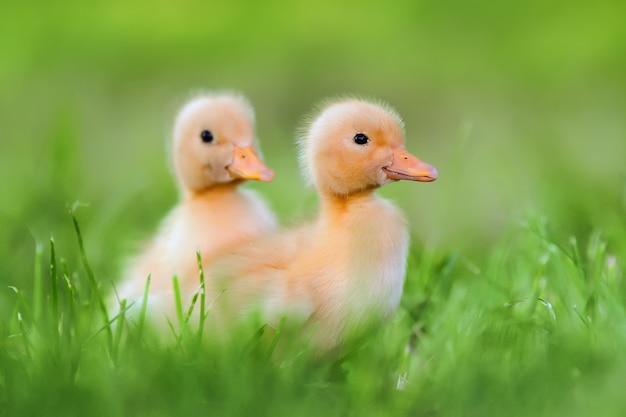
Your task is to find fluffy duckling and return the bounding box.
[210,98,437,352]
[116,92,277,320]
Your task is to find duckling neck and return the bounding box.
[319,189,378,221]
[317,189,408,254]
[315,189,409,325]
[182,181,244,201]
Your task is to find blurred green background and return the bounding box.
[1,0,625,311]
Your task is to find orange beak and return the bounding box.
[227,145,275,182]
[383,148,438,182]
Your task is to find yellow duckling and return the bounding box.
[116,92,277,321]
[209,98,437,352]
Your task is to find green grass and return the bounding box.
[2,0,626,415]
[1,209,625,417]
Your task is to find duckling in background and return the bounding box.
[210,98,437,353]
[116,92,277,322]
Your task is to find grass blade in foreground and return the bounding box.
[69,205,112,348]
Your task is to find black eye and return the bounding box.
[354,133,369,145]
[200,130,214,143]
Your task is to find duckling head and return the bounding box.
[172,93,274,194]
[299,98,438,197]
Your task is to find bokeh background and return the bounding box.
[1,0,625,311]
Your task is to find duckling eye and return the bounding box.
[200,130,214,143]
[353,133,369,145]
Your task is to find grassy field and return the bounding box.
[1,1,626,416]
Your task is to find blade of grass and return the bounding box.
[525,251,550,318]
[9,296,20,335]
[49,237,59,331]
[267,316,287,361]
[33,242,43,322]
[60,258,75,333]
[62,275,75,336]
[8,287,34,323]
[16,312,31,359]
[69,205,112,348]
[172,275,185,337]
[82,301,136,346]
[242,323,268,357]
[196,251,207,343]
[136,274,152,339]
[569,236,583,270]
[166,316,182,347]
[184,287,200,325]
[113,299,127,360]
[396,326,422,391]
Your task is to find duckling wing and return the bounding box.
[208,226,316,325]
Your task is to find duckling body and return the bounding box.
[210,98,437,352]
[116,93,276,320]
[120,186,275,303]
[225,195,408,349]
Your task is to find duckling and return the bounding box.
[209,98,437,352]
[116,92,277,322]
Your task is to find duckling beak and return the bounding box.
[383,148,438,182]
[227,145,275,182]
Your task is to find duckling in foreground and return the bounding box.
[209,98,438,352]
[116,92,277,321]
